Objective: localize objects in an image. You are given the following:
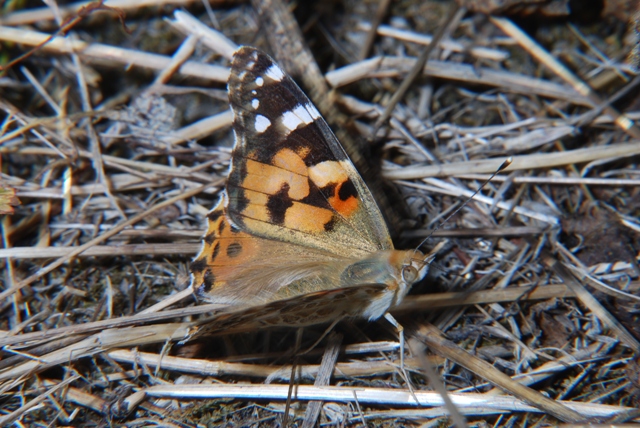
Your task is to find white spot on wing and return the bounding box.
[254,115,271,133]
[281,104,316,132]
[293,104,314,124]
[308,161,349,187]
[282,110,303,131]
[256,77,264,87]
[251,99,259,109]
[265,64,285,81]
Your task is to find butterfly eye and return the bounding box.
[402,265,419,283]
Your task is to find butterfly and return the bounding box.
[189,46,431,333]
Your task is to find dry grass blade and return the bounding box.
[385,140,640,179]
[0,26,229,82]
[489,16,640,139]
[542,253,640,353]
[301,333,342,428]
[0,183,213,301]
[141,383,633,419]
[411,324,587,423]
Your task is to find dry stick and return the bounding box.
[412,324,587,423]
[0,243,200,259]
[0,26,229,83]
[489,16,640,139]
[374,2,461,131]
[326,57,592,106]
[542,252,640,353]
[148,34,198,89]
[250,0,328,104]
[106,349,422,380]
[572,75,640,129]
[0,0,197,26]
[170,10,238,60]
[142,383,631,418]
[0,323,192,382]
[70,33,128,220]
[0,182,215,302]
[0,0,126,71]
[0,375,80,426]
[408,339,467,428]
[356,22,509,61]
[42,380,107,415]
[301,333,342,428]
[385,140,640,180]
[358,0,392,61]
[455,175,640,187]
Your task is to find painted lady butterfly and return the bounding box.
[190,47,431,331]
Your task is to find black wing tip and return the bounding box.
[231,46,274,70]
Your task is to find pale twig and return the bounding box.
[169,10,237,59]
[399,178,558,225]
[325,57,592,106]
[357,0,392,61]
[357,22,509,61]
[455,174,640,187]
[141,383,634,419]
[0,0,197,25]
[385,140,640,179]
[0,26,229,82]
[0,243,199,259]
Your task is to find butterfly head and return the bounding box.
[342,250,431,320]
[402,251,432,285]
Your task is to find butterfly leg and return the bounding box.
[384,312,408,378]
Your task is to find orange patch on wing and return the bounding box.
[284,201,334,233]
[241,189,270,222]
[192,202,263,294]
[296,146,311,159]
[329,187,358,217]
[308,160,359,217]
[273,148,308,176]
[243,159,309,200]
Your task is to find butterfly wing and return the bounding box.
[226,46,393,259]
[191,194,361,306]
[191,46,405,308]
[191,284,389,337]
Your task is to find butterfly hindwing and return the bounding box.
[226,47,392,259]
[193,284,389,337]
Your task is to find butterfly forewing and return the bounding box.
[190,46,430,318]
[226,47,392,258]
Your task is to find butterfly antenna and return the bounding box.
[413,157,513,258]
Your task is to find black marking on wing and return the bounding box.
[266,183,294,225]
